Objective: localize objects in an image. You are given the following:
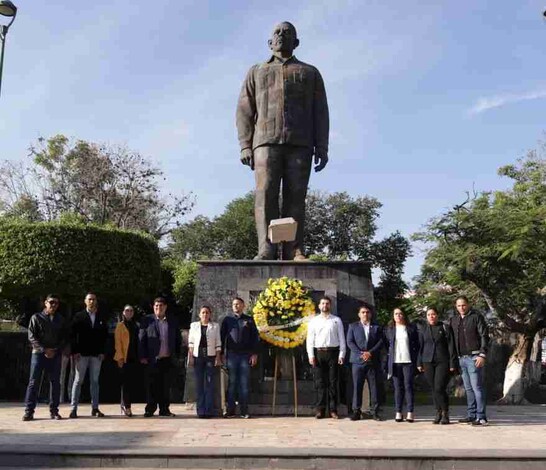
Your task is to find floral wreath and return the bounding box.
[252,277,316,349]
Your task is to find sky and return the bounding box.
[1,1,545,283]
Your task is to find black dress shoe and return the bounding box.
[50,412,63,420]
[143,411,154,417]
[350,410,361,421]
[159,410,176,417]
[91,408,105,417]
[458,417,475,424]
[315,410,325,419]
[22,412,34,422]
[433,410,442,424]
[372,413,383,422]
[69,410,78,419]
[441,412,450,425]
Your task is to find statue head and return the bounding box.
[268,21,299,55]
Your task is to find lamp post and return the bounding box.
[0,0,17,98]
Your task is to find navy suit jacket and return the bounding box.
[346,322,383,365]
[138,314,181,364]
[384,323,420,378]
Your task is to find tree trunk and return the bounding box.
[498,331,533,404]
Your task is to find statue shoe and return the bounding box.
[254,251,276,260]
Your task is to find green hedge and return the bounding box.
[0,220,160,306]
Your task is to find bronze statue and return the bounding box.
[236,21,329,260]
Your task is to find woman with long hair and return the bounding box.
[384,308,420,422]
[188,305,222,418]
[114,305,139,417]
[417,307,458,424]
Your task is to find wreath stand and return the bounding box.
[271,351,299,417]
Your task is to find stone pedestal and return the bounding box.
[192,260,374,324]
[186,260,374,413]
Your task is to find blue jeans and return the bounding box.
[71,355,102,410]
[194,356,217,417]
[24,352,62,414]
[392,363,414,413]
[226,352,250,414]
[459,355,486,419]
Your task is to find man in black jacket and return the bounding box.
[448,296,490,426]
[69,292,108,418]
[22,294,68,421]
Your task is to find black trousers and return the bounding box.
[313,348,339,413]
[423,361,451,412]
[120,361,139,409]
[145,357,172,414]
[351,363,379,413]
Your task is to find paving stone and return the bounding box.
[0,403,545,468]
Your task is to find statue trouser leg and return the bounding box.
[281,147,312,259]
[253,146,283,259]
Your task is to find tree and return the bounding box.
[372,232,412,317]
[304,191,382,260]
[0,220,161,318]
[171,260,199,318]
[414,147,546,403]
[0,135,193,239]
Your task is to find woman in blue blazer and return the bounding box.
[384,308,420,422]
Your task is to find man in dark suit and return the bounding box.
[139,297,181,417]
[346,304,383,421]
[70,292,108,418]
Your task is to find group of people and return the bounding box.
[21,293,259,421]
[22,291,489,427]
[22,293,181,421]
[306,295,489,426]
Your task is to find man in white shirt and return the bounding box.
[306,296,345,419]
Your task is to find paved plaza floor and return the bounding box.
[0,402,545,468]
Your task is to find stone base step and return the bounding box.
[1,448,545,470]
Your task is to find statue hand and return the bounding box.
[314,149,328,172]
[240,148,254,170]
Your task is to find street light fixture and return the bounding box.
[0,0,17,98]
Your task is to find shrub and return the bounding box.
[0,220,160,316]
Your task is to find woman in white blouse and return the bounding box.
[188,305,222,418]
[384,308,420,422]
